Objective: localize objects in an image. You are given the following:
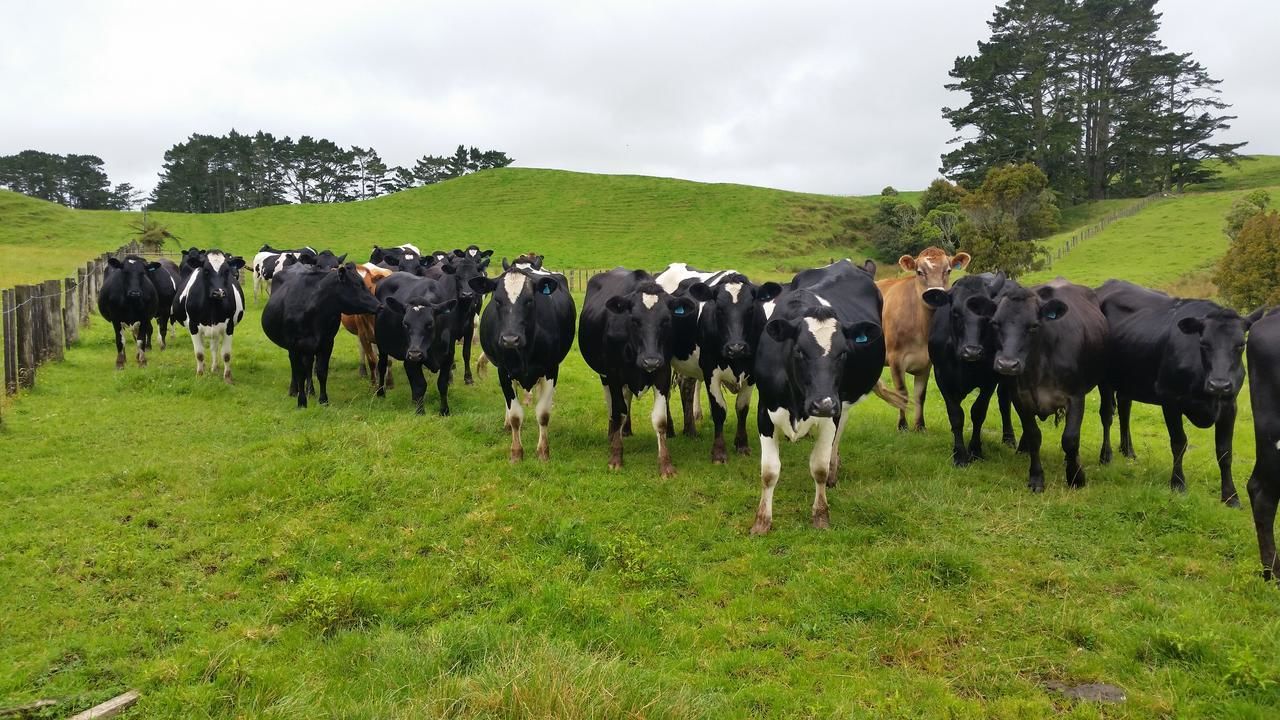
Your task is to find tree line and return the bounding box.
[942,0,1245,203]
[148,131,512,213]
[0,151,139,210]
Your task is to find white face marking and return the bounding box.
[411,305,425,312]
[804,317,839,356]
[127,259,137,265]
[642,293,659,309]
[503,273,526,300]
[724,282,742,303]
[814,294,831,307]
[762,300,776,320]
[1275,439,1280,450]
[403,254,415,260]
[207,253,226,272]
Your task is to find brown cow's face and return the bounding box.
[899,247,971,299]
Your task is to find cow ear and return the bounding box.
[383,254,401,267]
[1035,285,1056,300]
[1040,299,1069,321]
[987,272,1007,296]
[440,263,457,275]
[765,318,799,342]
[469,276,498,295]
[631,269,650,281]
[452,248,465,258]
[898,255,917,273]
[535,277,558,296]
[606,295,633,314]
[758,281,783,302]
[334,254,347,265]
[1244,306,1269,330]
[844,321,881,346]
[532,256,543,270]
[433,298,458,314]
[230,256,246,269]
[1177,317,1206,335]
[951,252,971,271]
[184,254,202,269]
[298,253,318,265]
[862,259,877,277]
[669,297,696,317]
[370,247,384,263]
[145,261,161,272]
[502,257,511,271]
[965,295,997,317]
[922,288,951,307]
[480,249,493,259]
[687,282,715,303]
[419,255,435,268]
[384,296,406,315]
[108,257,123,269]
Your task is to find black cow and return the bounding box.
[455,245,494,272]
[145,258,180,351]
[1098,280,1265,505]
[97,255,160,369]
[174,250,247,383]
[373,272,459,415]
[580,268,697,477]
[749,259,894,534]
[471,263,576,461]
[657,263,767,462]
[1246,309,1280,582]
[262,262,381,407]
[982,279,1107,492]
[924,272,1018,466]
[424,252,490,385]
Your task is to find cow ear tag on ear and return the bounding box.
[854,331,869,344]
[673,305,686,315]
[542,284,553,295]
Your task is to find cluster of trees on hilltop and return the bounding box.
[0,151,139,209]
[942,0,1246,203]
[148,131,513,213]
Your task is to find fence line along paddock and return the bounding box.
[1044,193,1162,269]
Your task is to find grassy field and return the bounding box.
[2,162,1279,718]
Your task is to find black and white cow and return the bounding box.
[1245,308,1280,582]
[981,279,1107,492]
[251,245,316,301]
[370,245,433,276]
[749,259,892,534]
[1097,279,1265,505]
[580,268,697,477]
[373,271,460,415]
[174,250,247,383]
[472,263,576,461]
[424,251,490,385]
[145,258,180,350]
[924,272,1018,466]
[655,262,768,463]
[262,262,381,407]
[97,255,161,369]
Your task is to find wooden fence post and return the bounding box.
[15,285,35,389]
[3,288,16,395]
[64,276,79,347]
[44,279,64,362]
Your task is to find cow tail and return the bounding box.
[476,353,490,379]
[872,380,909,411]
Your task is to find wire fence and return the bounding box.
[1043,193,1163,269]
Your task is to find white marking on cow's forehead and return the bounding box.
[642,293,659,309]
[411,305,425,312]
[804,317,838,356]
[207,253,226,272]
[404,253,415,260]
[725,282,743,303]
[127,258,137,264]
[815,295,831,307]
[763,300,776,320]
[503,272,526,300]
[1276,439,1280,450]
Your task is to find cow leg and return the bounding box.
[498,369,522,459]
[911,368,929,431]
[111,321,126,369]
[1118,395,1136,459]
[891,364,909,431]
[287,350,300,397]
[357,340,368,378]
[1163,406,1188,493]
[607,380,626,470]
[298,353,314,409]
[1015,402,1044,492]
[1247,468,1279,581]
[1062,394,1087,488]
[136,320,150,367]
[220,328,233,384]
[535,376,556,461]
[375,352,389,398]
[692,380,704,424]
[157,312,169,350]
[707,372,730,463]
[436,358,453,416]
[998,382,1017,448]
[1215,403,1240,507]
[734,384,753,456]
[316,339,334,405]
[653,375,676,478]
[827,401,852,488]
[384,357,394,390]
[808,418,838,528]
[680,375,698,438]
[968,384,996,461]
[622,388,634,437]
[665,384,677,439]
[752,412,781,535]
[462,327,475,385]
[943,390,971,466]
[405,361,428,415]
[189,327,205,376]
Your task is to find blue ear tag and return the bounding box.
[542,285,552,295]
[854,333,869,344]
[673,306,686,316]
[1045,311,1058,320]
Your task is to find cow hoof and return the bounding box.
[711,453,727,466]
[1099,447,1112,465]
[953,453,972,468]
[622,429,633,438]
[1028,477,1045,493]
[608,459,623,471]
[1170,478,1187,493]
[224,375,234,386]
[811,510,830,529]
[914,423,926,432]
[318,395,329,406]
[376,389,386,398]
[415,406,425,416]
[464,375,474,386]
[735,442,751,456]
[537,447,550,462]
[439,408,451,417]
[510,448,524,463]
[750,517,772,535]
[825,474,838,489]
[1224,494,1242,508]
[1122,449,1137,460]
[659,464,676,479]
[1002,435,1017,448]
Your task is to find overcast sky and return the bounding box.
[2,0,1273,197]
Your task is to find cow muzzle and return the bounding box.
[406,350,425,363]
[807,396,837,418]
[210,289,226,299]
[1205,378,1235,396]
[959,344,984,362]
[723,341,750,359]
[638,356,663,372]
[499,333,522,350]
[993,357,1022,375]
[127,290,142,299]
[922,288,948,307]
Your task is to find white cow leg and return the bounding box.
[828,402,852,487]
[809,418,837,528]
[752,433,781,535]
[221,331,234,384]
[190,330,204,376]
[507,393,525,462]
[535,378,556,461]
[692,381,704,424]
[652,389,675,478]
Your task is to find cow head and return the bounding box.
[471,270,560,352]
[687,273,760,360]
[384,295,457,363]
[333,263,382,315]
[1172,308,1260,397]
[902,247,970,304]
[443,254,489,313]
[504,253,545,272]
[314,250,346,270]
[605,281,696,373]
[455,245,495,271]
[925,273,1008,362]
[764,306,882,418]
[107,255,161,299]
[189,251,245,301]
[989,286,1067,376]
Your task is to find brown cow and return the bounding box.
[876,246,971,430]
[341,263,393,387]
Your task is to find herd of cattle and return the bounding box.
[94,243,1280,580]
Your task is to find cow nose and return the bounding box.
[460,291,475,301]
[994,357,1022,375]
[724,341,749,358]
[639,356,662,372]
[499,334,521,349]
[808,396,837,418]
[1206,378,1234,395]
[211,289,225,299]
[922,288,948,307]
[959,345,984,361]
[126,290,141,298]
[406,350,425,362]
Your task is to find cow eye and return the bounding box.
[916,270,925,276]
